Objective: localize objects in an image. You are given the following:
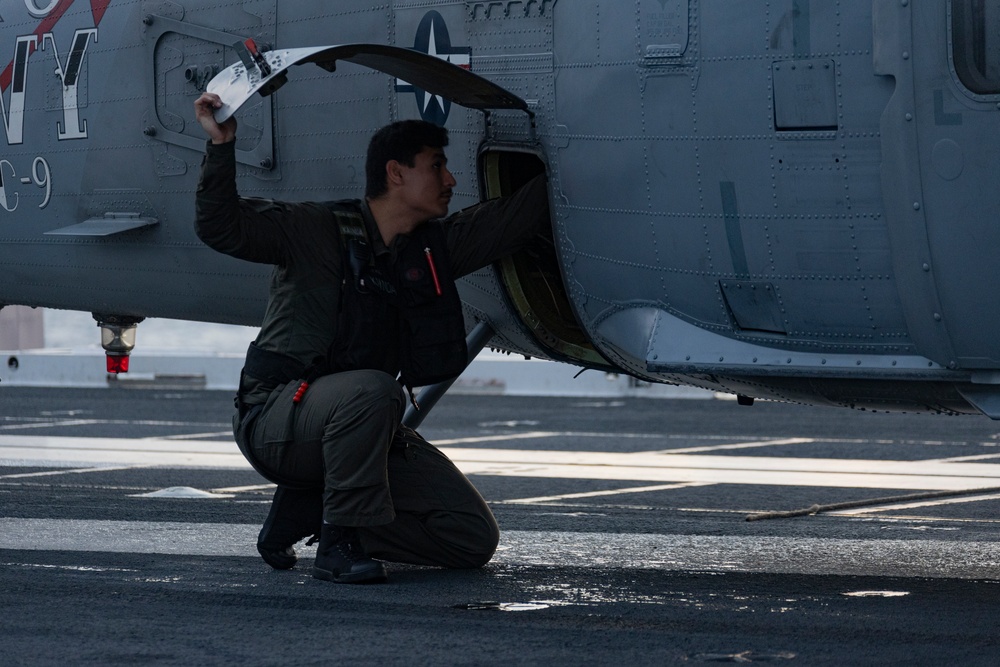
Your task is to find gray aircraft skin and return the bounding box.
[0,0,998,417]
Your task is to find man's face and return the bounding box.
[394,146,457,221]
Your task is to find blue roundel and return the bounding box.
[395,11,472,126]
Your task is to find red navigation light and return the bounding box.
[106,354,130,374]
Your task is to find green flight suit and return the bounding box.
[195,140,548,568]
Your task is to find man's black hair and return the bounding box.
[365,120,449,200]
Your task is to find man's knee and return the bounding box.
[338,370,404,413]
[450,512,501,569]
[463,532,500,569]
[303,370,404,427]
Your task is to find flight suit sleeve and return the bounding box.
[194,140,326,265]
[443,174,550,278]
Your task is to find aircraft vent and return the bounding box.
[719,280,788,335]
[771,59,838,132]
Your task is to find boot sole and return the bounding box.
[312,563,388,584]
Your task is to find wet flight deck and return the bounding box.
[3,387,1000,664]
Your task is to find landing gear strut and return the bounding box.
[402,321,494,429]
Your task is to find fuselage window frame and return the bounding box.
[950,0,1000,98]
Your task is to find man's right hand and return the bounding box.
[194,92,237,145]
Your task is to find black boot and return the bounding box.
[312,524,388,584]
[257,486,324,570]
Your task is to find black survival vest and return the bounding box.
[326,204,468,389]
[232,204,468,487]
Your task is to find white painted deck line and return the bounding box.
[4,434,1000,490]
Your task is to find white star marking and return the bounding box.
[421,26,445,113]
[397,15,472,116]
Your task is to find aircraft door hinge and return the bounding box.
[482,108,537,143]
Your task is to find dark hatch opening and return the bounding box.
[480,149,610,369]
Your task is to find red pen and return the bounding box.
[424,247,442,296]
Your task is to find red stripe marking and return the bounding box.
[90,0,110,25]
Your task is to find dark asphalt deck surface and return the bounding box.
[3,388,1000,665]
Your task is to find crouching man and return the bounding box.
[193,92,549,583]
